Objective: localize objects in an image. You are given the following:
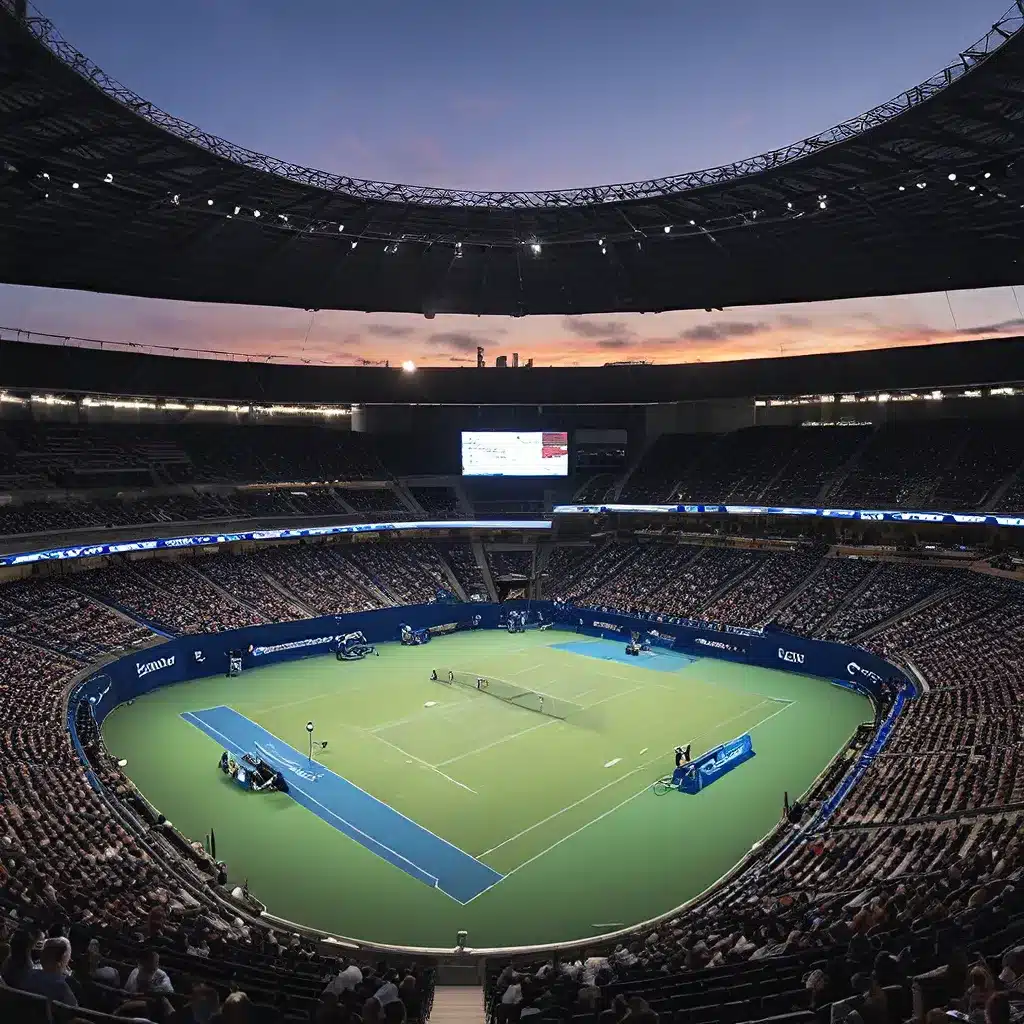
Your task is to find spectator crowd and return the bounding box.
[1,526,1024,1024]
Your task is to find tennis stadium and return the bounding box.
[102,628,868,949]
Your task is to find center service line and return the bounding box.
[368,731,479,794]
[435,718,558,767]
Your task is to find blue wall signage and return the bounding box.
[0,519,552,567]
[553,502,1024,527]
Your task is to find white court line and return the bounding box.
[466,698,796,901]
[580,685,646,710]
[181,708,492,884]
[477,698,775,858]
[368,732,479,794]
[511,663,545,676]
[370,699,474,734]
[435,719,558,767]
[568,687,598,700]
[251,686,370,716]
[179,713,445,892]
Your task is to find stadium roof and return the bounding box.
[5,335,1024,406]
[1,1,1024,316]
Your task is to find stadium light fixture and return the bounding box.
[71,182,79,189]
[818,201,827,209]
[233,206,241,215]
[103,173,113,183]
[401,360,417,373]
[898,185,906,191]
[916,182,927,189]
[41,172,49,180]
[689,219,696,225]
[948,173,957,181]
[253,209,261,218]
[663,225,671,233]
[338,224,344,232]
[207,198,213,206]
[351,241,358,249]
[984,171,992,179]
[786,202,793,209]
[530,242,542,254]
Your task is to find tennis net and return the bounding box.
[431,668,584,721]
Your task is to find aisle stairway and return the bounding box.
[430,985,485,1024]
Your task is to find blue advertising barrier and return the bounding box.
[74,600,910,732]
[74,602,511,725]
[555,604,910,700]
[674,733,756,794]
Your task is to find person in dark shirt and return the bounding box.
[0,928,36,988]
[19,937,78,1007]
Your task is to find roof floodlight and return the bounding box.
[351,241,358,248]
[689,219,696,225]
[530,242,541,254]
[898,185,906,191]
[984,171,992,179]
[207,199,214,205]
[948,173,957,181]
[71,182,79,189]
[916,182,926,189]
[818,201,826,209]
[663,225,671,233]
[253,209,261,217]
[234,206,241,215]
[103,173,113,183]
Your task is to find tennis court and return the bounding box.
[102,629,869,948]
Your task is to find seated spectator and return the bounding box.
[213,990,253,1024]
[18,936,77,1006]
[1,927,37,987]
[173,983,220,1024]
[124,948,174,996]
[324,960,363,997]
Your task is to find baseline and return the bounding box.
[180,705,501,903]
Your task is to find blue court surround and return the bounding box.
[550,638,697,672]
[181,705,502,904]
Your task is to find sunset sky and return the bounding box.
[3,0,1021,367]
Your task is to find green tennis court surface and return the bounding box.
[102,630,869,948]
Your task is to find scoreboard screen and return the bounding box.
[461,431,569,477]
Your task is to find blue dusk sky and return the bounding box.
[3,0,1021,367]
